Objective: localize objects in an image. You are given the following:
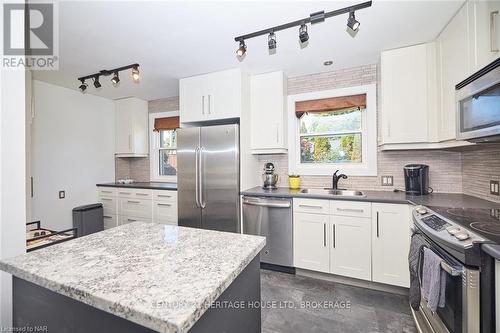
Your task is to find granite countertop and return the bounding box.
[97,182,177,191]
[0,223,265,333]
[241,186,500,209]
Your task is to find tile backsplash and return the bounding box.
[462,144,500,203]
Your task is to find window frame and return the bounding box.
[287,84,377,176]
[149,111,179,183]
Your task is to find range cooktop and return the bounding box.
[428,206,500,244]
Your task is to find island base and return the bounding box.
[12,257,261,333]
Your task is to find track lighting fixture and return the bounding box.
[268,32,276,50]
[233,1,371,58]
[131,66,140,83]
[236,40,247,57]
[76,63,139,93]
[78,79,87,93]
[299,24,309,43]
[347,11,360,31]
[93,76,101,88]
[111,72,120,85]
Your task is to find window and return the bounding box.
[150,111,179,182]
[288,85,377,176]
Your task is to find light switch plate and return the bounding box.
[490,181,499,195]
[59,190,65,199]
[381,176,393,186]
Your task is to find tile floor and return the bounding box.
[261,270,417,333]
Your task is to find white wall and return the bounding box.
[0,69,27,327]
[31,80,115,230]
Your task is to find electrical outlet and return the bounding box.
[59,190,65,199]
[381,176,394,186]
[490,181,499,196]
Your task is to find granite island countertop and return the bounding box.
[241,186,500,209]
[0,223,265,333]
[97,182,177,191]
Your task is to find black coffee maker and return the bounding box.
[404,164,430,195]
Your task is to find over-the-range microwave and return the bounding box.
[456,58,500,143]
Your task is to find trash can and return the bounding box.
[72,203,103,237]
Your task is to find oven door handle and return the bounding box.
[440,260,463,276]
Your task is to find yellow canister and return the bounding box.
[288,176,301,189]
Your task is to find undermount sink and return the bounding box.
[299,188,365,197]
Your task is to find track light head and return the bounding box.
[347,11,360,31]
[93,76,101,88]
[78,79,87,93]
[268,32,277,50]
[131,65,140,83]
[111,72,120,85]
[236,40,247,57]
[299,24,309,43]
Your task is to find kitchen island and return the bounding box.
[0,223,265,333]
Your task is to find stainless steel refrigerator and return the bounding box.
[177,124,240,233]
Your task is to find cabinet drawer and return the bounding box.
[293,198,329,215]
[133,189,153,199]
[98,187,116,197]
[117,188,135,198]
[331,201,371,218]
[99,196,117,216]
[118,215,151,226]
[153,190,177,202]
[118,198,152,219]
[153,201,178,223]
[103,214,117,229]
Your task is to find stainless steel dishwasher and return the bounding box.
[242,196,293,267]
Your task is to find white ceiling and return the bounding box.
[33,0,464,101]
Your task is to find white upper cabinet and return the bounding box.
[469,0,500,72]
[380,43,438,145]
[115,97,148,157]
[250,71,287,154]
[180,68,245,123]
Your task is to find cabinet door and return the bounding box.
[250,71,286,152]
[293,212,329,273]
[115,100,133,154]
[472,1,500,71]
[330,216,371,281]
[372,203,411,287]
[380,44,430,144]
[437,4,470,141]
[153,201,178,225]
[103,214,117,229]
[180,75,208,123]
[208,69,242,120]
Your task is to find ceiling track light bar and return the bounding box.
[77,63,139,82]
[234,1,372,42]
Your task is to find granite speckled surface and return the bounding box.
[0,223,265,333]
[97,182,177,191]
[241,187,500,209]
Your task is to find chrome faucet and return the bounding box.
[332,170,348,190]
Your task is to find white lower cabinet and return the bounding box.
[293,212,330,273]
[293,198,411,288]
[330,215,371,281]
[372,203,411,288]
[103,214,117,229]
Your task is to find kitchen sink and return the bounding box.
[299,188,365,197]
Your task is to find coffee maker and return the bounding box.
[404,164,430,195]
[262,163,279,190]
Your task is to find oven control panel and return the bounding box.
[421,215,451,231]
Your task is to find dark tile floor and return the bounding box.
[261,270,417,333]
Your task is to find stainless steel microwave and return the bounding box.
[456,58,500,142]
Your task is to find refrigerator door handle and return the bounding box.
[199,146,206,209]
[195,146,200,208]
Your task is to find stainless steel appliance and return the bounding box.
[412,206,498,333]
[262,162,278,189]
[404,164,430,195]
[242,196,293,267]
[456,58,500,142]
[177,124,240,233]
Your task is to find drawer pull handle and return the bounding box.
[101,190,112,193]
[299,204,323,209]
[157,203,172,207]
[157,194,172,198]
[136,193,149,196]
[101,198,112,201]
[336,208,364,213]
[127,200,140,204]
[119,192,131,195]
[127,218,137,222]
[103,216,112,219]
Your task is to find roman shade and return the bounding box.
[154,116,180,131]
[295,94,366,118]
